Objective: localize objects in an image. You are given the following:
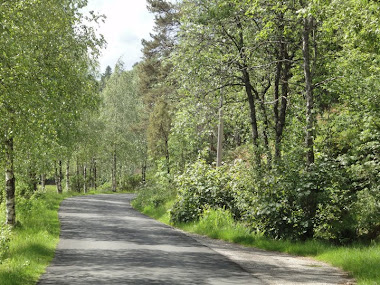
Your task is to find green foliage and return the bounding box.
[170,159,250,223]
[0,225,11,264]
[0,188,65,285]
[250,157,355,242]
[119,174,141,191]
[133,182,176,211]
[69,174,84,193]
[98,62,146,190]
[191,207,251,240]
[168,153,373,243]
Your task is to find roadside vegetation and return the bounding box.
[132,1,379,283]
[132,185,380,285]
[0,186,68,285]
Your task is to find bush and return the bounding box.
[170,159,244,224]
[354,187,380,240]
[119,174,141,191]
[247,156,357,242]
[170,154,363,243]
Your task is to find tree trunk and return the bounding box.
[216,96,224,167]
[236,18,261,166]
[66,160,70,191]
[302,15,317,239]
[165,139,170,175]
[76,157,80,192]
[93,158,97,190]
[142,161,147,184]
[5,137,16,226]
[257,83,272,167]
[112,147,117,192]
[274,20,292,162]
[83,163,87,193]
[55,160,63,194]
[274,54,282,160]
[302,16,315,167]
[242,69,261,166]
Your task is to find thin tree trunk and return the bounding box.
[302,15,317,240]
[303,16,315,166]
[112,147,117,192]
[83,163,87,193]
[165,139,170,175]
[274,21,292,162]
[94,158,97,190]
[55,160,63,194]
[236,18,261,165]
[256,82,272,167]
[66,160,70,191]
[76,157,80,192]
[5,137,16,226]
[242,69,261,165]
[274,54,282,160]
[142,161,147,184]
[59,160,63,193]
[216,96,224,167]
[275,58,291,162]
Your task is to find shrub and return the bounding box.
[354,187,380,240]
[119,174,141,191]
[248,156,357,242]
[170,159,242,224]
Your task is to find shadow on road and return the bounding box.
[38,194,261,285]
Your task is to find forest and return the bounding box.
[0,0,379,261]
[134,0,380,244]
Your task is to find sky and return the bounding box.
[84,0,155,73]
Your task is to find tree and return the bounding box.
[139,0,180,177]
[100,62,145,191]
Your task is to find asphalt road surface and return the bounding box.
[38,194,352,285]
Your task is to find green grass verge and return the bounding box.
[132,199,380,285]
[0,185,132,285]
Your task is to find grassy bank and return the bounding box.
[0,186,129,285]
[0,187,69,285]
[132,197,379,285]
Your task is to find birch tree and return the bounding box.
[0,0,104,225]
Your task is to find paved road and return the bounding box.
[38,194,353,285]
[38,194,261,285]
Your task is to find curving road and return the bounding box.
[38,194,352,285]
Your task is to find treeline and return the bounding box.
[136,0,380,243]
[0,0,104,226]
[0,0,147,228]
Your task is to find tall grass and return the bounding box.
[0,187,69,285]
